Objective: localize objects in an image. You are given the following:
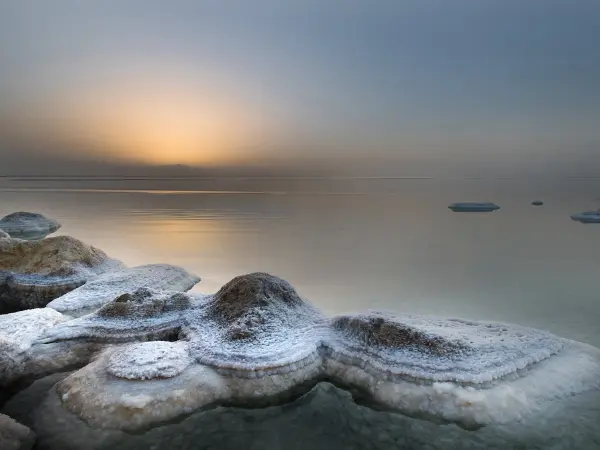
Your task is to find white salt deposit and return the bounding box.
[46,264,200,315]
[34,273,600,431]
[107,341,192,380]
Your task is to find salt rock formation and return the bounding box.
[0,308,101,388]
[46,265,201,317]
[0,230,9,239]
[0,212,61,240]
[0,236,125,313]
[0,414,35,450]
[571,210,600,223]
[36,273,600,432]
[448,202,500,212]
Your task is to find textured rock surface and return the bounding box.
[0,230,9,239]
[35,273,600,431]
[0,212,61,240]
[0,413,35,450]
[0,236,125,313]
[0,309,99,388]
[46,264,200,316]
[5,377,600,450]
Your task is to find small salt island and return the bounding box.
[0,212,61,240]
[570,210,600,224]
[448,202,500,212]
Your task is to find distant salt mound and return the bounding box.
[448,202,500,212]
[0,212,61,240]
[34,273,600,432]
[0,236,125,313]
[570,210,600,223]
[46,264,201,316]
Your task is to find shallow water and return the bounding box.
[1,176,600,348]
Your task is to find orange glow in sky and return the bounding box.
[40,74,270,167]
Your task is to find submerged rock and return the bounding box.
[0,212,60,240]
[0,236,125,313]
[0,413,35,450]
[34,273,600,432]
[448,202,500,212]
[46,265,201,317]
[570,210,600,223]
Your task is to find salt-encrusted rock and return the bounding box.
[39,289,197,344]
[7,378,600,450]
[46,264,201,317]
[571,210,600,223]
[0,212,60,240]
[0,414,35,450]
[448,202,500,212]
[0,309,99,387]
[36,273,600,432]
[0,230,9,239]
[0,236,125,313]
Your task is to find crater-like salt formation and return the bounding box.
[0,212,61,240]
[0,236,125,313]
[46,264,201,316]
[34,273,600,432]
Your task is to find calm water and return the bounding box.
[1,176,600,347]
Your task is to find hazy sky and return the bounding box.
[1,0,599,175]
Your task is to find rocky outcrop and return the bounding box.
[34,273,600,432]
[0,236,125,313]
[46,265,201,317]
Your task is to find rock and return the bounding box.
[0,308,99,388]
[46,265,201,317]
[531,200,544,206]
[0,230,9,239]
[35,273,600,432]
[0,414,35,450]
[448,202,500,212]
[0,236,125,313]
[0,212,60,240]
[570,210,600,223]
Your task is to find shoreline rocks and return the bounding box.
[0,236,125,313]
[46,264,201,317]
[32,273,600,432]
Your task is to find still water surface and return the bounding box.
[1,176,599,347]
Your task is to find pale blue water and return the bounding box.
[1,176,600,348]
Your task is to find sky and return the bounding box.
[1,0,599,176]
